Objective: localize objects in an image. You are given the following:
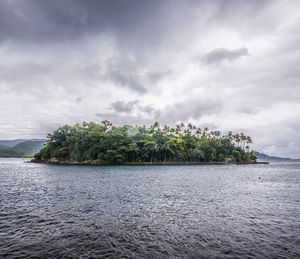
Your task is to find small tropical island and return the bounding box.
[33,121,258,165]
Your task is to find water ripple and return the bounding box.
[0,158,299,258]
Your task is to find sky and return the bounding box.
[0,0,300,158]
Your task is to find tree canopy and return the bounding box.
[34,121,256,164]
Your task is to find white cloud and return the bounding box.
[0,0,300,158]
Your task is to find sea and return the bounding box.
[0,158,299,258]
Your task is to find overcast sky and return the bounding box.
[0,0,300,158]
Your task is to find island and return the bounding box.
[33,121,257,165]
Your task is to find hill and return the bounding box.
[254,151,299,161]
[0,139,28,148]
[0,139,46,157]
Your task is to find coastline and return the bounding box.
[31,159,269,166]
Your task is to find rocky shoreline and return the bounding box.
[31,159,268,166]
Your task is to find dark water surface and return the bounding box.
[0,158,299,258]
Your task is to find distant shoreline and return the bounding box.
[31,159,269,166]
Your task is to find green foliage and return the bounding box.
[232,150,242,162]
[34,121,256,163]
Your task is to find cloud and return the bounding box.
[106,70,147,93]
[147,70,173,84]
[95,112,153,126]
[109,100,139,113]
[140,105,155,115]
[154,97,223,124]
[0,0,171,48]
[1,0,300,158]
[202,47,249,65]
[108,100,155,116]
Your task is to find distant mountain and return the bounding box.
[0,139,46,157]
[254,151,299,161]
[0,146,19,157]
[0,139,28,148]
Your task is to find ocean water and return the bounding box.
[0,158,299,258]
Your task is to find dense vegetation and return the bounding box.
[34,121,256,164]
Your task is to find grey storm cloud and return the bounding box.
[0,0,280,48]
[109,100,139,113]
[0,0,170,46]
[108,100,155,115]
[1,0,300,158]
[106,70,147,93]
[147,70,173,84]
[0,0,268,47]
[155,98,223,123]
[202,47,249,64]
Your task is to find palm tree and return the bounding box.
[101,120,113,131]
[35,121,256,164]
[246,136,253,151]
[196,128,202,136]
[227,131,233,144]
[153,121,159,129]
[234,133,240,147]
[128,142,138,162]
